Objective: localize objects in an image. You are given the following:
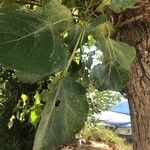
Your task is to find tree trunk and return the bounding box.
[116,1,150,149]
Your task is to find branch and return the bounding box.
[116,13,150,28]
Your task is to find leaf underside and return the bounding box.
[96,38,136,71]
[92,63,129,91]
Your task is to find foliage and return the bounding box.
[0,67,36,150]
[0,0,137,149]
[87,88,122,114]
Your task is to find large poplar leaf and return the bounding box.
[33,77,89,150]
[92,63,129,91]
[0,6,68,75]
[42,0,74,33]
[15,70,49,84]
[110,0,137,13]
[96,38,136,71]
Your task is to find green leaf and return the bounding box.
[21,94,28,103]
[65,24,86,51]
[96,21,115,38]
[0,6,68,75]
[40,89,49,102]
[15,70,49,84]
[34,91,41,105]
[109,0,137,13]
[33,77,89,150]
[42,0,74,33]
[86,15,107,32]
[91,63,129,91]
[96,38,136,71]
[29,104,43,127]
[21,93,28,106]
[29,92,43,126]
[90,20,115,39]
[29,109,39,126]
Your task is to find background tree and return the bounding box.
[0,0,149,150]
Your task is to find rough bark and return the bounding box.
[116,1,150,149]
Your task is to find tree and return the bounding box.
[0,0,149,149]
[115,1,150,149]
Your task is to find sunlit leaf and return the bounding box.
[29,105,43,127]
[21,94,28,102]
[33,77,89,149]
[28,92,43,126]
[30,110,38,125]
[21,93,28,106]
[8,115,15,129]
[34,91,41,105]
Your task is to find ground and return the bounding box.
[57,139,132,150]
